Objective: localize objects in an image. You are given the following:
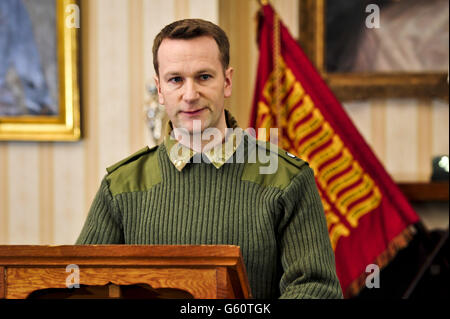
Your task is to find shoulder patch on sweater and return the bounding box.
[106,146,157,174]
[242,136,308,189]
[106,145,161,196]
[256,139,308,169]
[277,149,307,168]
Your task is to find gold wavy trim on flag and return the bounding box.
[318,187,332,215]
[281,68,297,98]
[316,148,353,189]
[262,76,275,104]
[320,177,352,252]
[336,174,375,214]
[297,122,333,156]
[322,198,332,213]
[324,210,352,252]
[327,162,363,202]
[326,212,340,230]
[308,135,344,171]
[346,187,382,228]
[286,96,314,140]
[329,224,351,251]
[286,82,305,111]
[257,100,271,116]
[276,69,296,105]
[292,108,324,145]
[256,101,272,130]
[262,59,296,118]
[283,140,294,152]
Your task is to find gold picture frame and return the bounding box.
[0,0,81,141]
[298,0,449,101]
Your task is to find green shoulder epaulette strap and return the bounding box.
[106,145,156,174]
[277,148,307,169]
[105,145,161,196]
[256,138,308,169]
[242,136,309,190]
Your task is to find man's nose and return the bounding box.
[182,79,200,103]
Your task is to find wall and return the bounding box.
[0,0,448,245]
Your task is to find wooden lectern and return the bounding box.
[0,245,252,299]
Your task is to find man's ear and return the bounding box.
[154,75,165,105]
[224,67,233,98]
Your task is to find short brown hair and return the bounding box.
[153,19,230,76]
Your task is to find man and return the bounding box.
[76,19,343,299]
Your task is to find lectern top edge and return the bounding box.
[0,245,242,258]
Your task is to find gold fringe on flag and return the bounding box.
[345,226,417,298]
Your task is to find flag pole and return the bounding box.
[272,9,284,147]
[273,13,281,146]
[255,0,283,146]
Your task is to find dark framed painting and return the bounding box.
[0,0,81,141]
[298,0,449,101]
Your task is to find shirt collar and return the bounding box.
[163,110,243,171]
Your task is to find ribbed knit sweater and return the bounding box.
[76,134,343,299]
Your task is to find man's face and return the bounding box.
[154,36,233,134]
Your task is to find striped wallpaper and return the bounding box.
[0,0,448,245]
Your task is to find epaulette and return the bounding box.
[276,147,308,169]
[256,139,308,169]
[106,145,158,174]
[242,137,309,189]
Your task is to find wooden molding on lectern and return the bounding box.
[0,245,252,299]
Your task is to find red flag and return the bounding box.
[250,3,420,298]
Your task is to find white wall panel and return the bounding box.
[385,99,419,181]
[53,143,85,244]
[96,0,131,180]
[7,143,40,244]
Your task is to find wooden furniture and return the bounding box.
[398,182,449,202]
[0,245,252,299]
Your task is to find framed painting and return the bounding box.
[0,0,81,141]
[298,0,449,101]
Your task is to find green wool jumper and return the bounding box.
[76,134,343,299]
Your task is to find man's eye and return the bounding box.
[199,74,211,81]
[169,77,182,83]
